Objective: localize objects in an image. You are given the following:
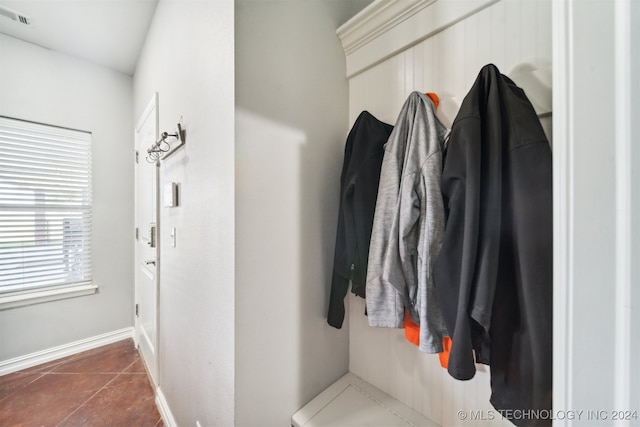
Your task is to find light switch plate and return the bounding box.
[164,182,177,207]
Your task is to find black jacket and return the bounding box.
[327,111,393,329]
[433,64,552,425]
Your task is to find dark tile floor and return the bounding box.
[0,339,163,427]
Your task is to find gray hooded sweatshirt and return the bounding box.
[365,91,449,353]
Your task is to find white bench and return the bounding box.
[292,373,440,427]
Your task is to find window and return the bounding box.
[0,116,94,307]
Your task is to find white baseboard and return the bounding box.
[0,327,134,376]
[156,386,178,427]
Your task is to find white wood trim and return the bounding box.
[0,327,134,376]
[134,92,161,388]
[337,0,437,55]
[551,0,572,421]
[156,386,178,427]
[0,283,98,310]
[614,0,632,418]
[629,1,640,416]
[135,92,159,134]
[552,0,639,423]
[337,0,498,77]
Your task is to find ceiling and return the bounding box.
[0,0,159,75]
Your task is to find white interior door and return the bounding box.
[134,93,159,386]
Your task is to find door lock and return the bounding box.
[147,223,156,248]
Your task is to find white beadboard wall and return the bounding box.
[345,1,551,426]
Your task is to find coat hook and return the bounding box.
[145,121,187,162]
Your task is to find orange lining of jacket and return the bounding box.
[403,312,451,368]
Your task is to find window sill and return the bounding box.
[0,284,98,310]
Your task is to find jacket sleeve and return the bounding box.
[416,157,449,353]
[327,173,354,328]
[433,115,484,379]
[365,146,405,328]
[382,173,420,317]
[327,115,358,329]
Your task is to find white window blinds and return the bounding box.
[0,116,92,295]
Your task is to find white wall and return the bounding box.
[0,34,134,361]
[133,0,235,425]
[234,1,371,425]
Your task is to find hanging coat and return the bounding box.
[327,111,393,329]
[366,92,449,353]
[433,64,552,425]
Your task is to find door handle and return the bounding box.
[145,260,156,266]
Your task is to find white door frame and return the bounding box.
[134,92,161,387]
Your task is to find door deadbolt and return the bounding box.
[147,223,156,248]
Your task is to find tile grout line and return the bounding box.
[1,342,152,426]
[54,372,123,427]
[0,372,47,405]
[128,352,163,426]
[0,346,108,406]
[130,352,164,426]
[122,356,142,373]
[53,355,140,427]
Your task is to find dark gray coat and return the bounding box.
[434,64,552,425]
